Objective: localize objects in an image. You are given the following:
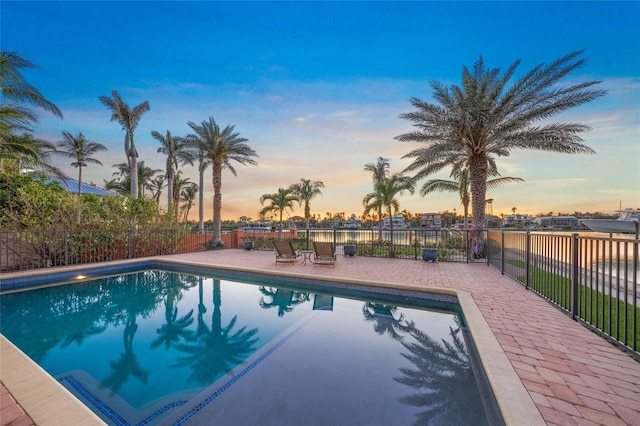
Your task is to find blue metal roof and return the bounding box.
[46,177,116,196]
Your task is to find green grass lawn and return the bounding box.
[506,259,639,351]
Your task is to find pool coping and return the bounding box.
[0,258,544,425]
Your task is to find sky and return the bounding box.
[3,1,640,222]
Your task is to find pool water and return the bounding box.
[0,267,501,425]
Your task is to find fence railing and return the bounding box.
[487,230,639,357]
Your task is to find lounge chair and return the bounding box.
[312,241,337,267]
[273,240,300,264]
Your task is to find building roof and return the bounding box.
[46,177,116,196]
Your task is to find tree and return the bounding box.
[111,161,161,198]
[187,116,258,245]
[149,175,166,209]
[179,179,198,222]
[53,131,107,195]
[364,157,391,240]
[153,130,193,220]
[363,173,414,256]
[98,91,150,199]
[259,188,299,240]
[397,51,605,232]
[185,135,212,232]
[0,50,63,134]
[1,51,63,175]
[289,178,324,249]
[420,169,524,229]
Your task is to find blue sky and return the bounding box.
[3,1,639,221]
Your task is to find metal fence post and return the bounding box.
[64,230,69,266]
[571,233,579,320]
[525,231,531,290]
[500,230,505,275]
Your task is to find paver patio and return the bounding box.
[1,249,639,425]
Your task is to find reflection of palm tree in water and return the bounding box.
[259,286,310,317]
[394,321,488,426]
[174,279,259,386]
[102,312,149,394]
[150,273,196,350]
[362,302,406,341]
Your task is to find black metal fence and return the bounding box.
[487,230,639,357]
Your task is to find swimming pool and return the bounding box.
[1,261,503,425]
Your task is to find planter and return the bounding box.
[343,244,356,257]
[422,247,437,262]
[244,241,254,250]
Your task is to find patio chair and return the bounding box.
[312,241,337,267]
[273,240,300,264]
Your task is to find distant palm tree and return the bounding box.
[187,117,258,245]
[53,131,107,195]
[420,169,524,229]
[363,173,414,256]
[149,175,166,209]
[99,90,150,199]
[512,206,517,215]
[185,135,212,232]
[180,181,198,222]
[397,51,605,231]
[112,161,161,198]
[289,178,325,249]
[152,130,193,219]
[259,188,299,240]
[364,157,391,240]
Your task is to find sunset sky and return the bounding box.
[3,1,639,221]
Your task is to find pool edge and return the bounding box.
[1,257,545,425]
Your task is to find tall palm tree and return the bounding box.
[187,116,258,245]
[152,130,193,219]
[259,188,299,240]
[363,173,414,256]
[98,90,150,199]
[112,161,161,198]
[53,131,107,195]
[289,178,325,249]
[364,157,390,240]
[420,169,524,229]
[396,51,605,232]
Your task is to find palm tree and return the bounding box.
[363,173,414,256]
[180,181,198,222]
[187,117,258,245]
[53,131,107,195]
[1,51,63,175]
[152,130,193,219]
[259,188,299,240]
[364,157,391,239]
[396,51,605,232]
[98,90,150,199]
[149,175,166,209]
[0,50,63,134]
[185,135,212,232]
[420,169,524,229]
[111,161,161,198]
[289,178,325,249]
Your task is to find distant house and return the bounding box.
[383,214,406,229]
[533,216,583,230]
[502,214,531,227]
[343,215,361,229]
[46,177,116,196]
[419,213,442,228]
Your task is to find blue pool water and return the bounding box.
[0,263,502,425]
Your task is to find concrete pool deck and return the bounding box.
[1,249,639,425]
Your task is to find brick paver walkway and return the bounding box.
[2,249,639,425]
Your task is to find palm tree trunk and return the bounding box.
[212,163,223,244]
[129,146,139,199]
[78,166,83,196]
[198,168,205,233]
